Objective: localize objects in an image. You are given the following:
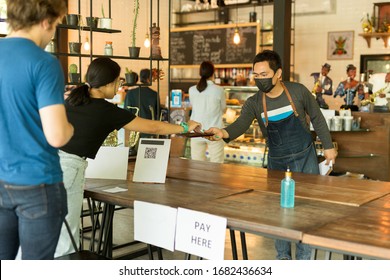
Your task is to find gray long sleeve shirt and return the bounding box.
[224,81,334,150]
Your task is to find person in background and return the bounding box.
[55,57,200,257]
[124,69,158,122]
[0,0,74,260]
[189,61,226,163]
[205,50,337,260]
[310,63,333,109]
[333,64,362,110]
[124,69,158,142]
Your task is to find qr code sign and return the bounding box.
[144,147,157,159]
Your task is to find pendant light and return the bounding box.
[143,0,151,48]
[84,35,90,51]
[233,1,240,45]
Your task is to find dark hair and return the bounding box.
[67,57,121,106]
[140,69,151,84]
[322,63,331,71]
[7,0,67,31]
[346,64,356,72]
[252,50,282,73]
[196,61,215,92]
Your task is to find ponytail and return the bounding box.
[196,61,215,93]
[66,84,91,106]
[196,77,208,92]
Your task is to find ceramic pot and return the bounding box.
[69,42,82,54]
[128,46,140,58]
[66,14,79,26]
[99,18,112,29]
[68,73,80,84]
[125,72,137,85]
[86,17,99,29]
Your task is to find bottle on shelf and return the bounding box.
[104,41,113,56]
[280,168,295,208]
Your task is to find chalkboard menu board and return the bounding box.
[170,24,259,66]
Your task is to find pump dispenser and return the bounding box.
[280,168,295,208]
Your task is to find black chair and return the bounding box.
[55,219,110,260]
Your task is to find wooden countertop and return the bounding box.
[302,208,390,259]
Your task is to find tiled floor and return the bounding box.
[81,206,343,260]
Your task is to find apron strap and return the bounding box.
[262,81,299,127]
[262,92,269,127]
[281,82,299,117]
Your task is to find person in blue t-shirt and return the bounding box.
[0,0,74,260]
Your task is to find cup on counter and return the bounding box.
[333,116,343,131]
[344,116,353,131]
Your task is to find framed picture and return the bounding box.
[327,31,354,60]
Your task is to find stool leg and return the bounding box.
[229,229,238,260]
[240,232,248,260]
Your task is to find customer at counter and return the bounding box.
[56,57,201,257]
[0,0,74,260]
[189,61,226,163]
[205,50,337,260]
[310,63,333,109]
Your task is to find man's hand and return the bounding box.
[323,148,338,165]
[203,127,227,141]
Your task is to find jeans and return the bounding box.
[0,181,67,259]
[275,240,311,260]
[55,150,88,258]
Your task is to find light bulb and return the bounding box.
[84,36,90,51]
[233,28,240,44]
[144,33,150,48]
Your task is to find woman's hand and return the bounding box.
[187,120,201,133]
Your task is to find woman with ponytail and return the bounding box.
[55,57,201,257]
[189,61,226,163]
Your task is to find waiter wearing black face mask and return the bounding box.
[204,50,337,260]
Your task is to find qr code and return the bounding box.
[144,147,157,159]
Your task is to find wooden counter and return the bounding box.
[327,112,390,181]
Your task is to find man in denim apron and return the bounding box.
[206,50,337,259]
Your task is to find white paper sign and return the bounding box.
[85,146,129,180]
[175,208,227,260]
[132,138,171,183]
[134,200,177,252]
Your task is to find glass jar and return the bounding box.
[104,41,113,56]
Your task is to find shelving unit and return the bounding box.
[359,32,390,48]
[54,0,169,91]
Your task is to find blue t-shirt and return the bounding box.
[0,38,65,185]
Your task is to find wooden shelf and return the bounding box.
[359,32,390,48]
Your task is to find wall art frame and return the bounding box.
[327,30,354,60]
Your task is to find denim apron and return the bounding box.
[263,82,319,174]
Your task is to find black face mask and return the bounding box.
[255,76,275,93]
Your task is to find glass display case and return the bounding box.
[222,86,268,167]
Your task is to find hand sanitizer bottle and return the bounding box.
[280,168,295,208]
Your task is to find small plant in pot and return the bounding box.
[86,16,99,29]
[66,14,80,26]
[68,64,80,84]
[128,0,140,58]
[99,4,112,29]
[125,67,138,86]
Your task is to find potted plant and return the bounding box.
[125,67,138,85]
[86,16,99,29]
[66,14,79,26]
[128,0,140,58]
[99,4,112,29]
[69,42,82,54]
[68,64,80,84]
